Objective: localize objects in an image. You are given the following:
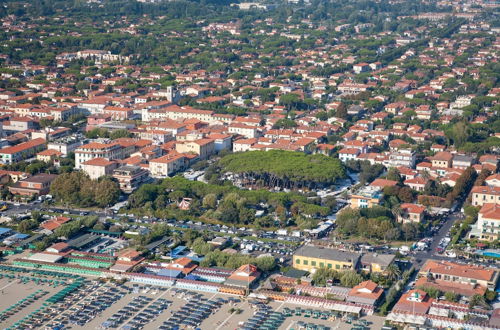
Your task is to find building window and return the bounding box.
[295,259,300,265]
[311,261,316,266]
[303,260,308,266]
[327,264,332,269]
[335,264,340,270]
[319,262,324,268]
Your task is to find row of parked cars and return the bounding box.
[44,281,124,328]
[160,291,226,330]
[66,285,127,327]
[103,295,155,328]
[239,237,297,256]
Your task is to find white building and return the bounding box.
[228,123,260,139]
[338,148,360,162]
[75,142,122,169]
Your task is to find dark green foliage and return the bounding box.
[50,172,120,208]
[127,176,329,226]
[200,250,276,271]
[345,161,385,185]
[336,207,421,241]
[217,150,346,190]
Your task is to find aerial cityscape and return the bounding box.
[0,0,498,329]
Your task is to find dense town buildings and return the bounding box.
[0,0,498,327]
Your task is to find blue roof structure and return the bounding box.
[0,228,12,235]
[11,233,29,239]
[185,274,201,281]
[170,245,204,262]
[158,269,182,278]
[171,245,187,255]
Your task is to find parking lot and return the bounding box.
[44,281,128,328]
[233,300,385,330]
[66,284,386,330]
[0,260,388,330]
[0,263,388,330]
[78,285,243,330]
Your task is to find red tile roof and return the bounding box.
[420,260,496,282]
[370,178,398,188]
[0,138,46,155]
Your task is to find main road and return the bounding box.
[412,211,463,268]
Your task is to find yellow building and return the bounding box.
[471,186,500,207]
[430,151,453,169]
[350,186,382,209]
[36,149,63,163]
[175,138,215,160]
[293,245,360,273]
[360,253,396,274]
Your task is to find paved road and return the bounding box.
[412,211,463,268]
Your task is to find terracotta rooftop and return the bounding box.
[82,157,115,167]
[0,138,46,155]
[479,203,500,220]
[471,185,500,195]
[370,178,398,188]
[420,260,496,282]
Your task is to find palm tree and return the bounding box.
[469,294,490,310]
[385,264,401,282]
[171,231,182,245]
[391,204,402,221]
[421,170,431,181]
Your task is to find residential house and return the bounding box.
[350,186,382,209]
[360,253,396,274]
[452,155,475,170]
[175,139,215,160]
[353,63,371,74]
[468,203,500,241]
[82,158,118,180]
[471,186,500,207]
[102,106,133,120]
[430,152,453,169]
[485,174,500,188]
[228,123,260,139]
[36,149,62,163]
[208,133,232,152]
[370,179,398,189]
[149,153,186,178]
[388,149,416,168]
[8,173,57,196]
[404,176,427,192]
[0,138,46,164]
[397,203,426,223]
[338,148,360,162]
[112,165,150,193]
[232,138,257,152]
